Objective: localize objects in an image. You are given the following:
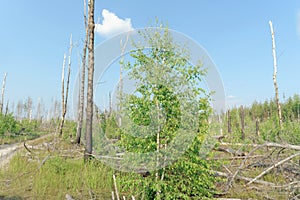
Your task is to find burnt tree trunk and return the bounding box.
[256,118,260,136]
[109,91,112,117]
[240,106,245,140]
[76,0,88,144]
[118,35,129,127]
[85,0,95,161]
[227,109,231,134]
[4,100,9,116]
[59,35,73,136]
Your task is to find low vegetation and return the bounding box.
[0,137,114,200]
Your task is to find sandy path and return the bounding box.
[0,134,53,168]
[0,143,22,167]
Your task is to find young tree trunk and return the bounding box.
[269,21,282,130]
[59,34,73,136]
[0,73,7,114]
[155,99,161,199]
[76,0,88,144]
[297,104,300,122]
[85,0,95,161]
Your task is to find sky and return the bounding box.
[0,0,300,115]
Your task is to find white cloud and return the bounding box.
[95,9,134,37]
[227,95,236,99]
[297,11,300,38]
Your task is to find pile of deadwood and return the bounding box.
[211,137,300,200]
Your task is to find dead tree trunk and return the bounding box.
[26,97,33,122]
[0,73,7,114]
[256,118,260,136]
[109,91,112,116]
[59,54,66,134]
[36,98,43,123]
[240,106,245,140]
[76,0,88,144]
[227,109,231,134]
[218,114,223,135]
[5,100,9,116]
[118,35,129,127]
[85,0,95,161]
[269,21,282,130]
[59,34,73,136]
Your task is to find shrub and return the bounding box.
[0,113,19,136]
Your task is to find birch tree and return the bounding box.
[118,26,215,199]
[0,73,7,114]
[269,21,282,130]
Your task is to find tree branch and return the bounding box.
[246,152,300,185]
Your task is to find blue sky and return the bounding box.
[0,0,300,113]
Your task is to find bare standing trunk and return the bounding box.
[59,54,66,135]
[16,101,23,121]
[109,91,112,116]
[0,73,7,114]
[85,0,95,161]
[76,0,89,144]
[227,109,231,134]
[240,106,245,140]
[26,97,33,121]
[256,118,260,136]
[218,114,223,136]
[61,54,66,117]
[4,100,9,116]
[269,21,282,130]
[36,98,43,122]
[59,34,73,136]
[118,35,129,127]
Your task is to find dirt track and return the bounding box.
[0,134,53,168]
[0,143,22,167]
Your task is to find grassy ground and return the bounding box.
[0,135,114,200]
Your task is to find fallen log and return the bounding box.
[214,147,247,156]
[213,170,275,186]
[220,142,300,151]
[246,152,300,185]
[208,155,264,160]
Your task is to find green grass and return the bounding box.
[0,141,114,200]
